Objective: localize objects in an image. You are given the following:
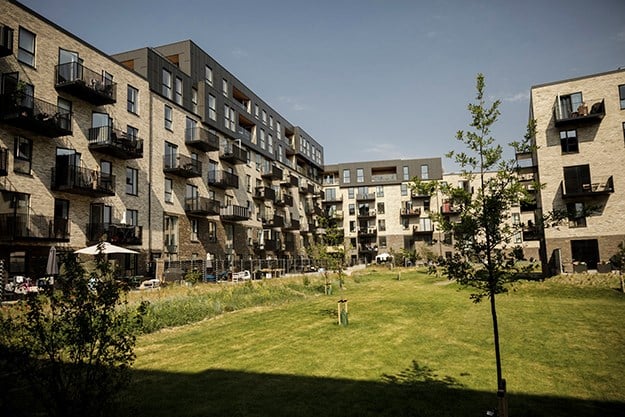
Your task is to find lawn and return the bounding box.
[120,270,625,417]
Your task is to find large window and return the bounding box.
[420,164,429,179]
[127,85,138,114]
[162,69,172,99]
[224,105,235,131]
[126,209,138,226]
[222,78,228,97]
[356,168,364,183]
[174,77,183,105]
[343,169,351,184]
[401,183,408,196]
[208,221,217,242]
[567,202,587,228]
[126,167,138,195]
[563,164,591,195]
[190,219,199,241]
[164,178,173,203]
[18,27,35,66]
[14,136,32,174]
[208,94,217,121]
[403,166,409,181]
[619,84,625,110]
[191,88,198,113]
[558,92,583,119]
[205,65,213,85]
[560,129,578,153]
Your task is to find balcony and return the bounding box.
[400,207,421,217]
[522,225,541,241]
[284,237,296,252]
[237,127,251,141]
[331,210,344,220]
[0,25,14,58]
[356,192,375,201]
[258,239,280,252]
[266,215,285,228]
[281,174,299,188]
[440,202,460,215]
[261,164,283,180]
[0,94,72,137]
[207,170,238,189]
[0,213,69,242]
[411,190,430,199]
[561,176,614,199]
[185,126,220,152]
[87,223,142,245]
[88,126,143,159]
[553,98,605,128]
[184,197,221,216]
[358,228,377,238]
[299,183,314,194]
[220,204,250,221]
[220,143,247,164]
[412,225,434,235]
[163,154,202,178]
[55,62,117,105]
[51,166,115,197]
[275,192,293,207]
[285,219,301,230]
[0,148,7,176]
[253,186,276,202]
[322,195,343,204]
[357,210,376,219]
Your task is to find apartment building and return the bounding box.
[0,1,325,280]
[529,68,625,273]
[0,1,151,277]
[322,158,443,264]
[112,40,324,265]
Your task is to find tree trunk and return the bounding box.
[490,291,508,417]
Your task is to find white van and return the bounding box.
[139,279,161,290]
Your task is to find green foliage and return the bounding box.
[184,270,202,284]
[0,245,144,417]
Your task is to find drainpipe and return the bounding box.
[147,92,153,269]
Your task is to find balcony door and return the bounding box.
[90,203,112,242]
[58,48,82,83]
[563,165,591,194]
[55,148,81,187]
[53,199,69,238]
[92,112,112,141]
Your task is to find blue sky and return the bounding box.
[19,0,625,171]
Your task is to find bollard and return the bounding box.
[337,299,349,326]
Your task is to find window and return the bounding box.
[567,202,587,228]
[191,88,198,113]
[208,221,217,242]
[127,125,138,141]
[14,136,32,174]
[254,104,259,118]
[222,78,228,97]
[164,142,177,169]
[224,105,235,131]
[268,133,273,154]
[246,174,251,192]
[378,219,386,232]
[57,98,72,132]
[269,115,274,129]
[126,167,138,195]
[276,121,281,139]
[262,109,267,124]
[560,130,578,153]
[514,232,522,244]
[348,204,355,216]
[259,129,266,149]
[512,213,521,226]
[558,92,583,119]
[18,27,36,66]
[162,69,172,99]
[205,65,213,85]
[377,202,385,214]
[174,77,183,105]
[376,186,384,197]
[379,236,387,248]
[563,164,591,195]
[420,164,429,179]
[401,183,408,196]
[190,219,199,241]
[348,187,354,199]
[163,215,178,251]
[164,178,173,203]
[126,209,138,226]
[403,166,409,181]
[127,85,138,114]
[343,169,351,184]
[356,168,364,183]
[620,85,625,110]
[164,105,173,130]
[208,94,217,121]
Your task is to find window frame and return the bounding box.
[17,27,36,67]
[14,136,32,175]
[618,84,625,110]
[162,68,172,99]
[164,105,173,130]
[126,167,138,196]
[560,129,579,154]
[174,76,183,105]
[164,178,173,203]
[127,85,139,114]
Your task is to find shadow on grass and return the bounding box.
[4,360,624,417]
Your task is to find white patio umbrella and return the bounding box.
[46,245,59,275]
[74,242,138,255]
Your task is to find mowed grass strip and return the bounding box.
[123,270,625,417]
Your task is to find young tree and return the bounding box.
[0,246,146,417]
[416,74,533,416]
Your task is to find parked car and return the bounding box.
[203,270,229,283]
[138,278,161,290]
[232,270,251,282]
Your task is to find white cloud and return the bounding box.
[501,92,529,103]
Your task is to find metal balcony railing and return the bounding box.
[88,126,143,159]
[55,61,117,105]
[207,170,239,189]
[0,213,70,241]
[184,197,221,216]
[87,222,142,245]
[51,166,115,197]
[0,93,72,137]
[163,154,202,178]
[185,126,220,152]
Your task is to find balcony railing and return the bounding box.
[268,215,285,228]
[285,219,301,230]
[357,228,377,237]
[356,193,375,201]
[400,207,421,217]
[55,62,117,105]
[0,25,14,58]
[0,213,70,241]
[51,166,115,197]
[275,193,293,207]
[412,225,434,235]
[185,126,219,152]
[561,176,614,199]
[207,170,238,189]
[357,210,376,218]
[553,97,605,128]
[261,164,283,180]
[322,195,343,204]
[163,154,202,178]
[87,223,142,245]
[254,186,276,202]
[299,183,314,194]
[371,173,397,182]
[258,239,280,252]
[88,126,143,159]
[184,197,221,216]
[0,148,7,176]
[281,174,299,188]
[220,143,247,164]
[0,93,72,137]
[522,226,541,241]
[237,127,251,141]
[440,202,460,215]
[220,204,250,221]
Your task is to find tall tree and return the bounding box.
[415,74,533,416]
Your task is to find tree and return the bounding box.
[415,74,533,416]
[0,246,146,417]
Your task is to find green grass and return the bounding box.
[119,270,625,417]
